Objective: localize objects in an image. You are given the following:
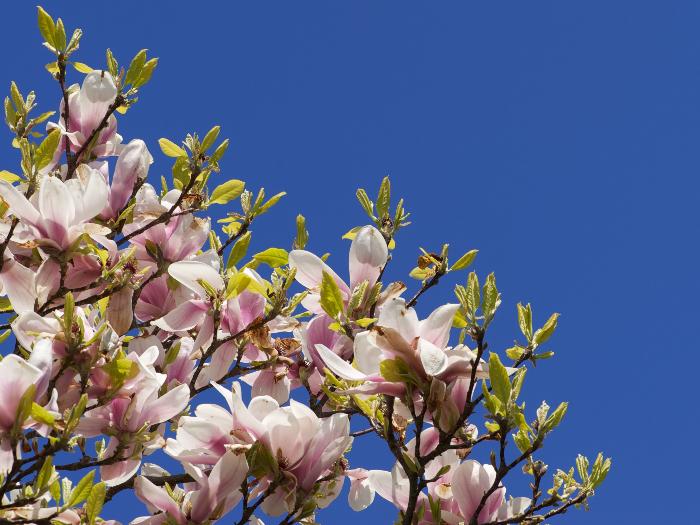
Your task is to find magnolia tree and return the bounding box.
[0,8,610,525]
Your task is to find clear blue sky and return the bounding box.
[1,2,697,523]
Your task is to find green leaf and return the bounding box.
[481,379,503,416]
[513,429,531,453]
[67,470,95,508]
[466,272,480,316]
[252,247,288,268]
[488,353,511,404]
[0,170,21,183]
[135,58,158,87]
[54,18,67,51]
[31,402,55,426]
[49,479,61,503]
[210,138,229,164]
[320,270,344,319]
[517,303,533,342]
[63,291,75,334]
[590,453,612,489]
[10,82,23,112]
[511,368,526,400]
[209,179,245,205]
[225,272,252,299]
[201,125,221,152]
[35,129,61,169]
[227,231,251,269]
[505,345,526,361]
[37,7,56,47]
[86,481,106,525]
[125,49,148,86]
[158,138,187,158]
[294,214,309,250]
[379,358,417,385]
[376,176,391,218]
[542,401,567,433]
[256,191,286,216]
[72,62,93,74]
[12,383,36,435]
[66,28,83,54]
[355,188,374,218]
[35,456,53,491]
[171,155,190,190]
[106,49,118,79]
[409,266,433,280]
[481,272,500,322]
[246,442,278,478]
[533,313,560,345]
[451,249,478,271]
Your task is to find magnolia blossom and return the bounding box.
[100,138,153,219]
[133,451,248,525]
[289,225,388,313]
[123,184,210,273]
[165,382,352,515]
[49,70,122,158]
[0,345,52,473]
[0,167,109,252]
[77,348,189,485]
[151,260,268,387]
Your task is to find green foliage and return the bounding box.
[209,179,246,205]
[320,270,344,319]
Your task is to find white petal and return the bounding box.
[168,260,224,296]
[289,250,349,295]
[315,344,367,381]
[419,303,459,349]
[418,338,448,377]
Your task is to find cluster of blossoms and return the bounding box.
[0,7,610,525]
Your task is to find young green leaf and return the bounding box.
[356,188,374,218]
[37,7,56,48]
[320,270,344,319]
[35,129,61,169]
[209,179,245,205]
[376,176,391,218]
[86,482,106,525]
[252,247,288,268]
[294,214,309,250]
[201,125,221,152]
[227,231,251,269]
[517,302,533,342]
[158,138,187,158]
[533,312,560,345]
[488,353,511,404]
[125,49,148,86]
[451,249,478,271]
[67,470,95,508]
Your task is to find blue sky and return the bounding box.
[1,1,698,523]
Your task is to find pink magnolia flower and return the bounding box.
[134,450,248,525]
[49,70,122,159]
[0,167,109,251]
[166,382,352,515]
[152,261,267,386]
[76,359,189,486]
[295,313,352,395]
[123,184,210,272]
[289,225,388,313]
[151,260,222,344]
[449,460,506,524]
[314,298,459,391]
[0,349,51,473]
[100,139,153,219]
